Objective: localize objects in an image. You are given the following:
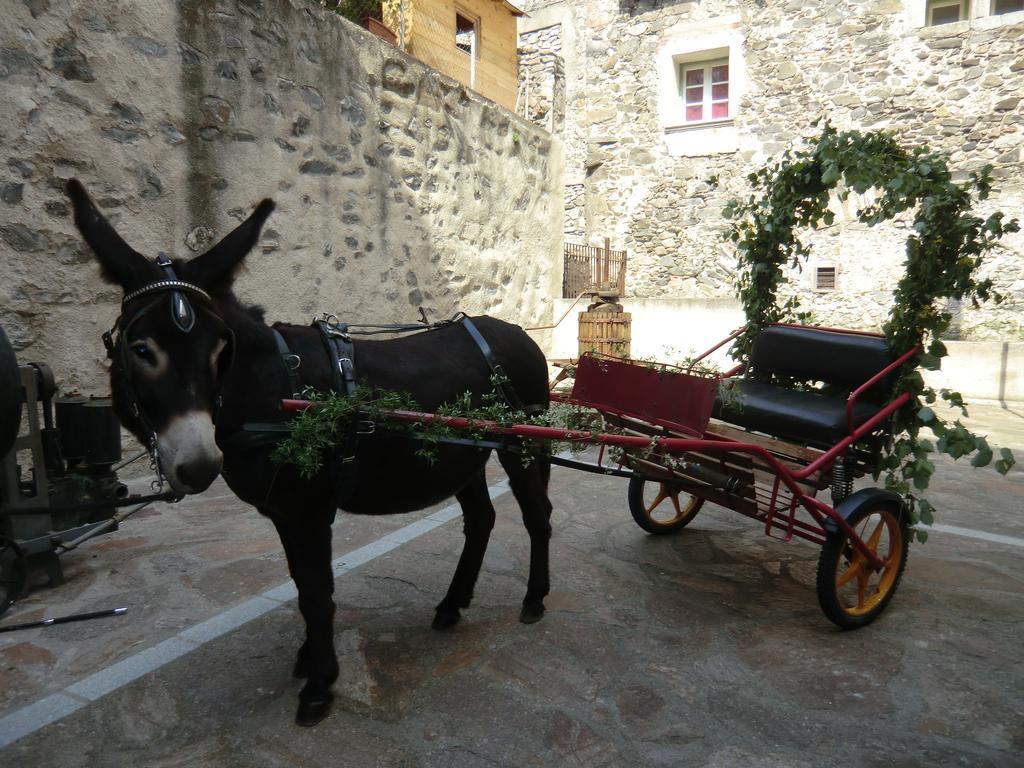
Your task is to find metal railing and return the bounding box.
[562,239,627,298]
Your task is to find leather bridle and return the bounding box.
[102,254,233,486]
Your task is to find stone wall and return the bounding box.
[0,0,563,395]
[519,0,1024,341]
[517,29,565,134]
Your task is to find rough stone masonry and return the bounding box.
[518,0,1023,341]
[0,0,564,395]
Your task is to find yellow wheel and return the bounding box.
[816,503,909,629]
[627,477,703,535]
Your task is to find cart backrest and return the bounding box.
[750,325,896,397]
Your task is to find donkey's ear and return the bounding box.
[67,179,155,289]
[185,199,275,292]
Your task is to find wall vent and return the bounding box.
[814,265,837,291]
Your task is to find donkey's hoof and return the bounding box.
[432,608,461,630]
[295,693,333,727]
[519,601,545,624]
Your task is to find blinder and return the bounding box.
[157,252,196,333]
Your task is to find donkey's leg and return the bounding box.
[433,470,496,630]
[498,452,553,624]
[270,508,339,727]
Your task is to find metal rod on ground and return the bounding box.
[0,607,127,634]
[53,501,152,555]
[111,448,149,472]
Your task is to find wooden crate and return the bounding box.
[578,311,631,358]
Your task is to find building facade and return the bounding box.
[518,0,1024,343]
[383,0,525,108]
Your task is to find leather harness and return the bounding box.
[270,313,542,414]
[103,254,540,503]
[265,312,543,507]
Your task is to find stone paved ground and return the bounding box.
[0,406,1021,767]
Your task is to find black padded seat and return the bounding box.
[713,379,883,450]
[710,325,898,449]
[750,325,896,399]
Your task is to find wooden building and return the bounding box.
[382,0,525,109]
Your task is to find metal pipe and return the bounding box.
[0,607,127,634]
[845,345,919,433]
[111,448,149,473]
[524,290,591,332]
[53,500,153,554]
[685,326,746,371]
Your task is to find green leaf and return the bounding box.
[970,446,993,468]
[995,447,1016,474]
[917,406,935,423]
[911,474,928,491]
[918,498,935,525]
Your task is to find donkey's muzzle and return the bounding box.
[157,411,223,494]
[174,454,223,494]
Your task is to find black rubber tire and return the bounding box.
[816,503,909,630]
[0,538,27,617]
[627,477,704,535]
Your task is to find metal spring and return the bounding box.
[830,457,854,504]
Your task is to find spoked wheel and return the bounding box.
[816,504,909,629]
[0,537,27,617]
[627,477,704,535]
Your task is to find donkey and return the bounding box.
[66,179,554,726]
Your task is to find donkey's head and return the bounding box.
[67,179,274,494]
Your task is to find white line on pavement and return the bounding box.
[0,481,511,749]
[929,523,1024,549]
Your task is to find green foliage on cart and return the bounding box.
[272,376,599,479]
[721,122,1020,541]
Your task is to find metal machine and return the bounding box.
[0,325,176,616]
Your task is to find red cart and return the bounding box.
[286,323,918,629]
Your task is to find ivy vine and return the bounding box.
[271,376,599,478]
[722,122,1019,540]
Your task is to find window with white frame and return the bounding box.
[656,17,743,156]
[926,0,969,24]
[680,59,730,124]
[992,0,1023,13]
[455,11,479,58]
[915,0,1023,28]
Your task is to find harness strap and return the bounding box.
[459,316,545,417]
[317,312,459,337]
[271,326,303,398]
[315,320,356,398]
[314,319,359,507]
